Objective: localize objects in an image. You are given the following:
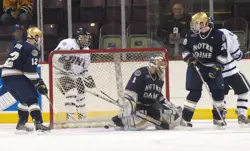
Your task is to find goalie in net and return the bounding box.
[53,28,94,121]
[112,56,182,130]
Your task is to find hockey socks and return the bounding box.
[17,103,29,124]
[29,104,43,123]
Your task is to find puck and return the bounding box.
[104,125,109,129]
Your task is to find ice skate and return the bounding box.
[16,120,34,133]
[34,121,51,132]
[235,110,250,125]
[213,119,227,129]
[180,118,192,130]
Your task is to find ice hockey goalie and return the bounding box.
[112,56,182,130]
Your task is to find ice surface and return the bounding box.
[1,120,250,151]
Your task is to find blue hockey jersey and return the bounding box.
[125,67,165,105]
[1,41,40,81]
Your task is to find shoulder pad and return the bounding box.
[134,70,141,76]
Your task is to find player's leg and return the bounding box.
[75,77,87,120]
[181,66,203,127]
[57,76,77,120]
[112,99,149,131]
[228,72,250,124]
[2,79,33,132]
[207,71,226,126]
[13,78,50,131]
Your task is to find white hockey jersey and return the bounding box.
[219,29,244,78]
[53,38,91,77]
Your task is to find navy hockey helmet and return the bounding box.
[75,28,91,47]
[149,56,167,80]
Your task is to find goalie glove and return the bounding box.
[33,79,48,95]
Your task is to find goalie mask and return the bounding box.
[75,28,92,48]
[149,56,167,80]
[190,12,209,34]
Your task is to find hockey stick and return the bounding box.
[44,89,78,122]
[53,64,116,103]
[191,55,226,125]
[84,89,168,129]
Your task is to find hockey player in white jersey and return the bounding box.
[112,56,182,130]
[219,28,250,124]
[53,28,95,121]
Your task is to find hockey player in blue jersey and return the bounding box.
[1,27,50,132]
[181,12,228,128]
[112,56,182,130]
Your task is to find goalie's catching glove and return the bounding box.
[33,79,48,95]
[209,64,223,78]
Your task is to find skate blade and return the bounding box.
[36,129,51,135]
[213,125,227,130]
[15,129,33,134]
[178,125,192,131]
[238,123,249,128]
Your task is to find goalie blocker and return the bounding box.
[112,56,182,130]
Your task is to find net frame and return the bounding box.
[48,48,169,128]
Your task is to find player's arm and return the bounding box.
[182,33,196,66]
[23,48,47,95]
[53,40,73,70]
[209,32,228,78]
[124,70,144,103]
[229,33,244,61]
[121,70,144,116]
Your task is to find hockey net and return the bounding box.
[48,48,169,129]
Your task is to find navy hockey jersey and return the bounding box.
[125,67,165,105]
[182,28,227,67]
[1,41,40,81]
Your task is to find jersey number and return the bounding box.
[3,52,20,68]
[132,77,136,83]
[32,58,38,65]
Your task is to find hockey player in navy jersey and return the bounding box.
[1,27,50,132]
[181,12,228,128]
[112,56,182,130]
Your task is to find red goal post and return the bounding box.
[48,48,169,128]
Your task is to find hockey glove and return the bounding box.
[186,57,197,69]
[209,64,223,78]
[34,79,48,95]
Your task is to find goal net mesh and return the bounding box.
[49,48,169,129]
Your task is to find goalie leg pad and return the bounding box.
[160,104,182,129]
[120,111,148,131]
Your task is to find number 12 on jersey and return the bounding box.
[32,58,39,65]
